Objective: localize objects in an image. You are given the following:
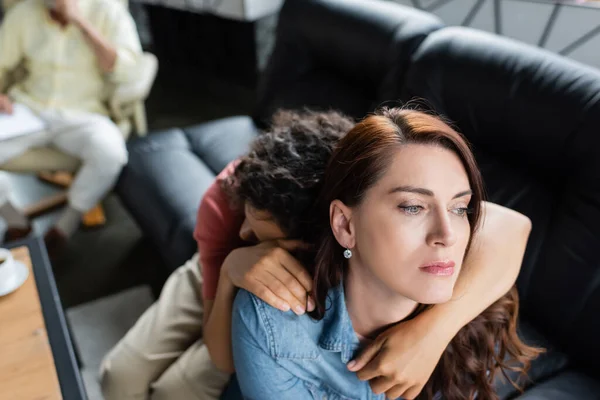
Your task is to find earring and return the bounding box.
[343,248,352,259]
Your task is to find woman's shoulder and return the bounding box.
[233,289,322,360]
[233,289,305,330]
[233,288,264,313]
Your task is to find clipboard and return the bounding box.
[0,104,46,141]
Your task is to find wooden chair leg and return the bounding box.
[24,191,69,219]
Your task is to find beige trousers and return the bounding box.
[100,253,231,400]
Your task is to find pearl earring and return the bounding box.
[343,248,352,259]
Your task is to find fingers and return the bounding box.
[306,294,315,312]
[243,241,314,315]
[385,385,411,400]
[264,270,307,315]
[394,385,422,400]
[248,261,307,316]
[267,246,314,312]
[368,376,396,396]
[248,278,291,312]
[356,363,383,382]
[272,247,313,291]
[354,342,385,380]
[273,241,313,291]
[348,340,382,373]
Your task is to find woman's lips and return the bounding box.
[420,261,455,276]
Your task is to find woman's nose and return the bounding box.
[239,219,255,242]
[427,212,457,247]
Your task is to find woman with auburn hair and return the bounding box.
[231,108,542,400]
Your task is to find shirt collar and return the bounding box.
[317,284,362,363]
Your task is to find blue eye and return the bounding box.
[452,207,473,217]
[399,205,423,215]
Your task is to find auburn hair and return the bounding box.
[307,108,543,399]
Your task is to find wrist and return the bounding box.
[220,258,232,282]
[220,252,242,289]
[71,14,85,28]
[219,265,236,292]
[416,304,464,344]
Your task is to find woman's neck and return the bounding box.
[344,261,418,339]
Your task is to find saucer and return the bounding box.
[0,261,29,297]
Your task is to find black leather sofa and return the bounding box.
[117,0,600,398]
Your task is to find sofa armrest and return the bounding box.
[116,116,258,271]
[117,128,215,270]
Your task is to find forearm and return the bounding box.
[73,17,117,73]
[421,202,531,339]
[204,268,237,374]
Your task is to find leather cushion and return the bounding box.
[117,117,258,270]
[514,370,600,400]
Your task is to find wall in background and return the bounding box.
[127,0,599,85]
[389,0,600,70]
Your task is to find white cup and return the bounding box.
[0,248,17,285]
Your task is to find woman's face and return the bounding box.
[342,143,472,304]
[239,203,286,243]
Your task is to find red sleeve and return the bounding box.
[194,161,244,300]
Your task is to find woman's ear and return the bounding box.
[330,200,355,249]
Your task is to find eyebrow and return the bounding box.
[388,186,473,199]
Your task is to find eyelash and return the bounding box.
[398,205,473,217]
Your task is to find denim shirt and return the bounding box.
[231,284,387,400]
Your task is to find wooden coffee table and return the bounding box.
[0,237,86,400]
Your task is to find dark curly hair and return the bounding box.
[222,109,354,237]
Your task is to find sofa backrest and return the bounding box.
[402,26,600,374]
[253,0,443,126]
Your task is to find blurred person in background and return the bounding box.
[0,0,142,257]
